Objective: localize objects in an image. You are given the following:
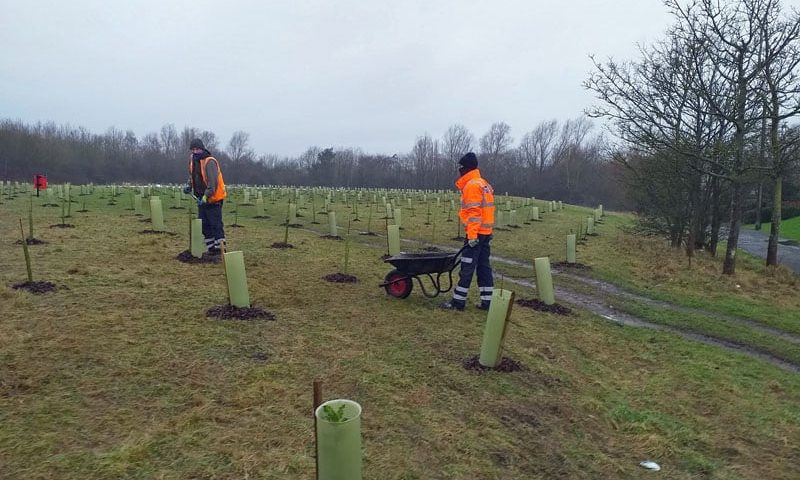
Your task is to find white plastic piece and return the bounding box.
[639,460,661,471]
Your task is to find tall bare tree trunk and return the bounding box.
[767,175,782,266]
[723,181,743,274]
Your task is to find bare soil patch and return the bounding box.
[323,273,358,283]
[12,281,57,294]
[206,305,276,321]
[515,298,573,315]
[462,355,524,372]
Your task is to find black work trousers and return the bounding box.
[198,201,225,251]
[451,234,493,307]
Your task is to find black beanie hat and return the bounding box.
[189,138,205,150]
[458,152,478,170]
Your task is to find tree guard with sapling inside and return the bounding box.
[315,399,363,480]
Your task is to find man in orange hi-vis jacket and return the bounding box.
[184,138,227,255]
[441,152,495,311]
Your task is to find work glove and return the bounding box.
[467,238,479,248]
[183,184,192,194]
[197,195,208,206]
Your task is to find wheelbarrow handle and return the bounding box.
[453,244,468,260]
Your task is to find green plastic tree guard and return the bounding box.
[385,202,392,219]
[479,289,515,368]
[134,195,143,215]
[532,207,540,221]
[566,234,576,264]
[223,251,250,308]
[256,198,265,216]
[388,224,401,255]
[315,399,362,480]
[289,203,297,224]
[599,204,604,217]
[510,210,517,226]
[534,257,555,305]
[393,207,402,228]
[150,197,165,231]
[587,217,595,235]
[329,211,338,236]
[191,219,205,258]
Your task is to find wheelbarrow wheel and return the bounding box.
[384,269,413,299]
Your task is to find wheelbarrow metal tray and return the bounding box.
[384,252,458,275]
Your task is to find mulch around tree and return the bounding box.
[140,230,178,236]
[359,231,377,236]
[15,238,47,245]
[49,224,75,229]
[253,215,271,219]
[320,235,342,240]
[206,305,276,321]
[176,250,221,264]
[323,273,358,283]
[229,224,245,229]
[515,298,572,315]
[551,261,592,271]
[463,355,524,373]
[270,242,294,249]
[12,281,57,294]
[250,351,269,362]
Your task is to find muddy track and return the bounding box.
[303,227,800,372]
[505,276,800,374]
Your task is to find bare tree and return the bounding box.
[479,121,513,162]
[227,130,254,164]
[519,120,559,174]
[442,124,475,162]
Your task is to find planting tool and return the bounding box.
[380,246,467,299]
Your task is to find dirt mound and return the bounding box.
[270,242,294,249]
[12,281,57,294]
[176,250,221,264]
[463,355,524,372]
[323,273,358,283]
[320,235,342,240]
[516,298,572,315]
[551,261,592,271]
[49,224,75,229]
[140,230,177,236]
[15,238,47,245]
[206,305,276,321]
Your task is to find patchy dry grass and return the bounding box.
[1,187,799,479]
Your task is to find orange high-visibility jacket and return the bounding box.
[456,169,494,240]
[189,156,226,203]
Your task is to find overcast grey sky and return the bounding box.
[0,1,724,156]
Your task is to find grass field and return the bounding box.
[745,215,800,242]
[1,185,799,479]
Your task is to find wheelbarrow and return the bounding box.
[380,246,467,299]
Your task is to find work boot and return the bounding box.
[439,301,464,311]
[476,302,491,311]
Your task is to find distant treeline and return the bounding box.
[0,117,627,208]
